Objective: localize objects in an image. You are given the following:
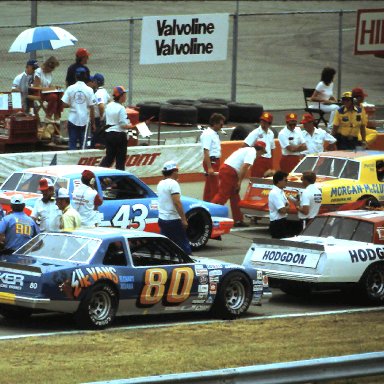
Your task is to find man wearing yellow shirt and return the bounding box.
[55,188,82,231]
[331,91,367,150]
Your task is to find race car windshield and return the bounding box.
[0,173,66,193]
[16,233,101,263]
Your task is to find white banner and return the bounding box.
[140,13,229,64]
[0,144,204,183]
[355,8,384,54]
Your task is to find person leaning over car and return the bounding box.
[331,91,367,150]
[55,188,81,232]
[157,160,191,255]
[0,194,40,254]
[268,171,289,239]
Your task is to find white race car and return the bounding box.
[243,209,384,304]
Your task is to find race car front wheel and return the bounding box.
[74,284,118,329]
[186,208,212,250]
[211,272,252,319]
[360,263,384,304]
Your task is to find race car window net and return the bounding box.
[16,233,101,263]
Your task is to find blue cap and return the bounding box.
[91,73,104,86]
[26,59,39,69]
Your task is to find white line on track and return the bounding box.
[0,306,382,341]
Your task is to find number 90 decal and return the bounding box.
[139,267,194,306]
[110,204,149,230]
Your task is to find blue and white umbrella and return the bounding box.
[9,26,77,53]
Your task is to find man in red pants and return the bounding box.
[200,113,226,201]
[211,141,266,227]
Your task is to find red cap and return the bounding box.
[76,48,90,58]
[81,170,95,181]
[38,178,54,191]
[300,113,315,124]
[352,87,367,98]
[260,112,273,123]
[285,112,298,122]
[254,140,266,149]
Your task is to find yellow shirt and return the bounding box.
[60,205,82,231]
[333,106,366,137]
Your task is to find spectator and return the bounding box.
[12,59,39,112]
[310,66,339,129]
[31,178,61,232]
[157,160,191,255]
[243,111,275,177]
[72,169,103,228]
[278,113,307,173]
[331,91,367,150]
[32,56,62,124]
[268,171,289,239]
[55,188,81,231]
[211,142,266,227]
[0,194,40,253]
[200,113,225,201]
[300,113,336,154]
[99,86,133,171]
[65,48,91,87]
[61,67,96,150]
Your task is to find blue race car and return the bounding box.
[0,228,271,329]
[0,165,234,249]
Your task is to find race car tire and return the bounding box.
[0,305,32,322]
[198,97,230,105]
[74,283,118,329]
[211,271,252,319]
[230,124,254,140]
[279,281,312,297]
[196,103,229,124]
[136,102,163,121]
[359,263,384,304]
[357,195,380,208]
[159,105,198,125]
[228,102,263,123]
[166,99,199,106]
[186,208,212,250]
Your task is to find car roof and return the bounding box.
[321,209,384,224]
[306,150,384,161]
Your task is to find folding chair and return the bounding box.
[303,88,328,127]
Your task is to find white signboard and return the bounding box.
[140,13,229,64]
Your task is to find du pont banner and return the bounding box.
[140,13,229,64]
[0,144,203,184]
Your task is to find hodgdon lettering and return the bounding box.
[262,250,307,265]
[349,248,384,263]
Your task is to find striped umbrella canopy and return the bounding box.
[9,26,77,53]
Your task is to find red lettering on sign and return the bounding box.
[78,157,102,166]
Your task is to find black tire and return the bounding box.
[166,99,199,106]
[211,272,252,319]
[0,305,32,322]
[159,105,198,125]
[198,97,230,105]
[228,102,264,123]
[186,208,212,250]
[136,102,163,122]
[359,263,384,304]
[196,104,229,124]
[279,281,312,297]
[74,284,118,329]
[230,124,254,140]
[357,195,380,208]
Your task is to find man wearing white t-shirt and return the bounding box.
[157,160,191,255]
[62,67,96,150]
[243,111,275,177]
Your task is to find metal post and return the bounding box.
[30,0,38,60]
[337,9,343,100]
[231,0,239,102]
[128,18,134,106]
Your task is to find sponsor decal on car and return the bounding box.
[0,273,24,290]
[209,270,222,277]
[253,249,320,268]
[198,284,209,293]
[349,247,384,263]
[199,275,208,284]
[195,265,208,276]
[209,282,217,294]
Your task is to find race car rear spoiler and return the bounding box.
[251,238,325,252]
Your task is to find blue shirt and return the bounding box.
[0,211,40,251]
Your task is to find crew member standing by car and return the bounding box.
[268,171,289,239]
[278,113,307,173]
[200,113,225,201]
[72,170,103,228]
[0,195,40,253]
[243,112,275,177]
[31,178,61,232]
[56,188,82,232]
[157,161,191,255]
[65,48,91,87]
[211,142,266,227]
[331,91,367,150]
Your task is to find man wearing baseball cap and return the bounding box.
[0,194,40,253]
[157,160,191,254]
[31,178,61,232]
[300,113,336,154]
[243,111,276,177]
[278,113,307,173]
[331,91,367,150]
[65,47,91,87]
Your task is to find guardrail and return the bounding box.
[84,351,384,384]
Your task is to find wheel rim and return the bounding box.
[225,280,245,310]
[89,290,112,322]
[366,268,384,299]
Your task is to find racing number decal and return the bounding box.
[140,267,194,306]
[15,223,32,236]
[111,204,149,230]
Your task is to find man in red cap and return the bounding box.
[243,111,275,177]
[278,113,307,173]
[352,87,372,127]
[31,178,61,232]
[65,47,91,87]
[300,113,336,154]
[72,169,103,228]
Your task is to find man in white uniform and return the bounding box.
[62,67,96,150]
[300,113,336,155]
